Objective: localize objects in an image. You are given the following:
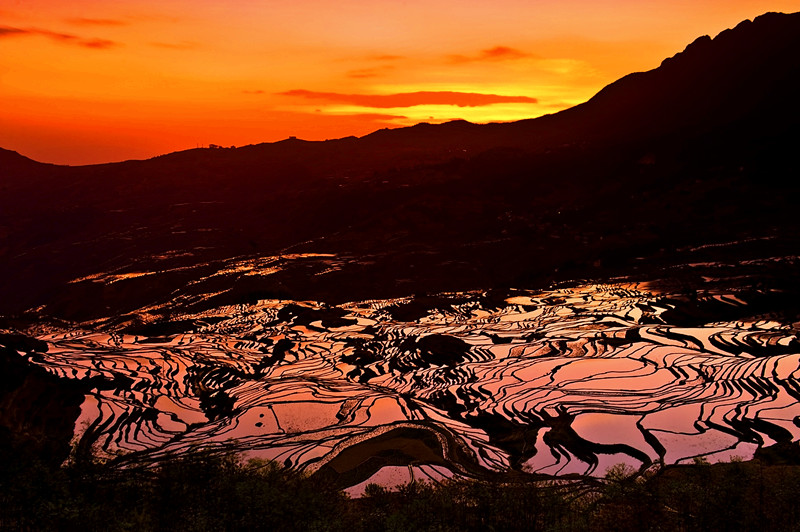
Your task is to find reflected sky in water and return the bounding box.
[24,281,800,488]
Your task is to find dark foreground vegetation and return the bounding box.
[4,435,800,532]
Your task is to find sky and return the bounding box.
[1,0,798,165]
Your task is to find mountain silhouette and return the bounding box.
[1,11,799,321]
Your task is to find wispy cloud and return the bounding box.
[448,45,535,63]
[0,25,120,49]
[64,18,128,27]
[79,38,117,49]
[346,66,395,79]
[279,90,537,108]
[243,89,265,95]
[0,26,27,37]
[344,54,404,79]
[150,41,197,50]
[369,54,404,62]
[329,112,408,121]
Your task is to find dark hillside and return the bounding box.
[1,12,799,320]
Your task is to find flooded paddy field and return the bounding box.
[9,256,800,492]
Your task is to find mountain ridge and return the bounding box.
[5,12,799,169]
[1,11,799,321]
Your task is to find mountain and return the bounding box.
[1,11,799,322]
[3,13,800,490]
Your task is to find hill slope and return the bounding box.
[1,11,799,321]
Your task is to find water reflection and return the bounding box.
[23,282,800,487]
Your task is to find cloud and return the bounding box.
[279,90,537,108]
[79,38,117,49]
[543,101,574,111]
[0,25,120,48]
[65,18,128,27]
[344,54,404,79]
[0,26,27,37]
[369,54,404,62]
[150,41,197,50]
[330,112,408,121]
[448,45,535,63]
[34,29,81,43]
[242,89,265,95]
[482,46,532,60]
[346,66,394,79]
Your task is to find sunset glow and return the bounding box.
[2,0,798,164]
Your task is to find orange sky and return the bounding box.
[1,0,798,165]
